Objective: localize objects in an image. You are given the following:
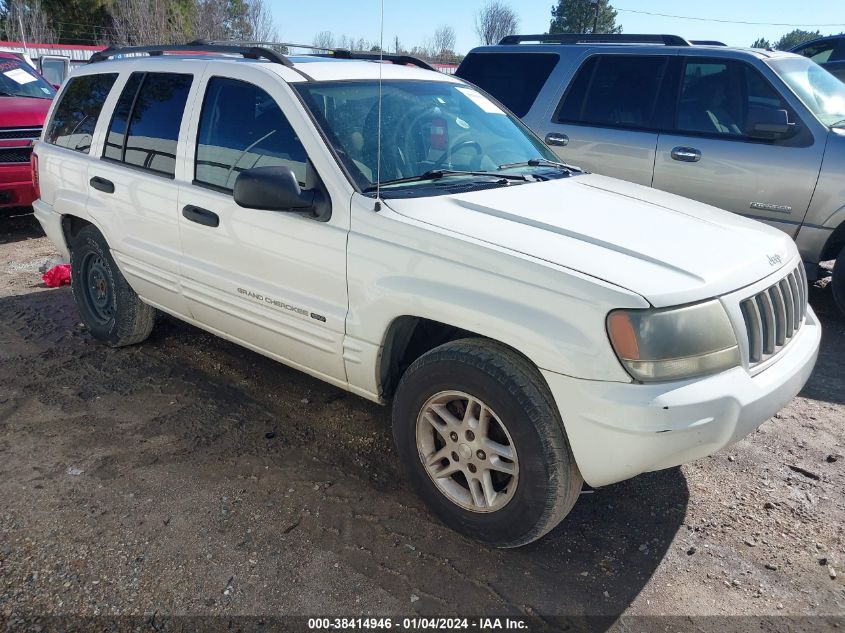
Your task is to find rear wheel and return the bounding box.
[392,338,582,548]
[833,246,845,316]
[70,224,155,347]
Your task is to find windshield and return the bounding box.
[769,57,845,127]
[0,57,55,99]
[295,80,562,194]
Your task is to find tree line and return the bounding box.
[0,0,275,46]
[751,29,836,51]
[311,0,623,62]
[0,0,628,53]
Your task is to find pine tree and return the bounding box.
[549,0,621,35]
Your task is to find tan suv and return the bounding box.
[457,33,845,314]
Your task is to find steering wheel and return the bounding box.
[397,106,484,173]
[431,138,483,170]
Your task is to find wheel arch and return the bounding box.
[61,214,95,251]
[821,218,845,262]
[377,315,549,403]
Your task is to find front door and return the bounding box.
[177,69,350,385]
[652,57,825,235]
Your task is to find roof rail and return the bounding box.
[691,40,727,46]
[88,41,292,66]
[230,41,435,69]
[313,50,435,71]
[498,33,692,46]
[218,40,436,70]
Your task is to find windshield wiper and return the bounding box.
[0,92,49,99]
[362,169,528,193]
[498,158,578,172]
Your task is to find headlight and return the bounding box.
[607,300,740,382]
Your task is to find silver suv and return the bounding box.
[457,34,845,314]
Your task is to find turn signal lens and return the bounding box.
[607,311,640,360]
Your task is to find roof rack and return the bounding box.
[691,40,727,46]
[498,33,692,46]
[234,41,435,70]
[88,41,292,66]
[313,50,435,71]
[87,39,436,72]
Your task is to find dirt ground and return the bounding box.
[0,211,843,632]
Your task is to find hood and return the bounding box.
[384,174,796,307]
[0,96,52,129]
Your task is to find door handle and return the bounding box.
[182,205,219,228]
[89,176,114,194]
[545,132,569,147]
[670,147,702,163]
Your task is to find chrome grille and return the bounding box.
[740,264,808,366]
[0,127,41,141]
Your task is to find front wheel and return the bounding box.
[833,246,845,316]
[392,339,582,548]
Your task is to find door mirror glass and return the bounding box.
[233,166,331,221]
[747,107,791,139]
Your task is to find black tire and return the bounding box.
[70,224,155,347]
[392,338,582,548]
[833,246,845,316]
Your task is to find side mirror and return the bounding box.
[233,166,331,221]
[747,107,792,140]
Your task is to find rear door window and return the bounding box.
[456,52,559,117]
[103,72,193,177]
[45,73,118,153]
[194,77,308,191]
[555,55,669,130]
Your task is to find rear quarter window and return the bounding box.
[456,52,559,117]
[45,73,118,153]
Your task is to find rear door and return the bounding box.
[652,57,825,235]
[541,53,675,186]
[87,67,197,315]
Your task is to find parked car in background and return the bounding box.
[0,52,55,209]
[33,42,820,547]
[790,35,845,83]
[456,34,845,314]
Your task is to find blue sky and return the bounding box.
[264,1,844,54]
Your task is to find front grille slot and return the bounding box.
[0,127,41,141]
[0,147,33,164]
[741,264,807,367]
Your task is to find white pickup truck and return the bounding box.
[32,43,821,547]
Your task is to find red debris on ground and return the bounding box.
[42,264,71,288]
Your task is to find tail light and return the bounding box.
[30,148,40,200]
[429,117,448,151]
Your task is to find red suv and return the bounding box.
[0,52,56,209]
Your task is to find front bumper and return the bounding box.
[543,307,821,488]
[0,164,36,208]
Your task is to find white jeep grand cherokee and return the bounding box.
[32,42,821,547]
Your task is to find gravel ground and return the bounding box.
[0,212,843,632]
